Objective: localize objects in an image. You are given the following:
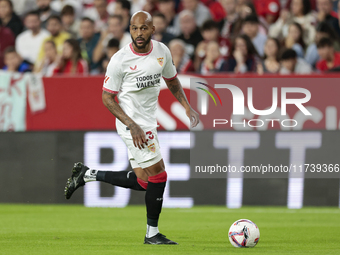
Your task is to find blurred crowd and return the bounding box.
[1,0,340,76]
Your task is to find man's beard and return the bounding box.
[131,34,152,50]
[38,5,50,13]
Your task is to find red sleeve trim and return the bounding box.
[162,73,178,81]
[103,87,119,94]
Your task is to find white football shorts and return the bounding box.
[116,121,162,169]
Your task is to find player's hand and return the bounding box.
[186,107,199,128]
[130,123,148,149]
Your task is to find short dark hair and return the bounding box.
[81,17,95,24]
[201,20,219,32]
[317,37,333,48]
[116,0,131,11]
[109,14,123,23]
[61,5,75,16]
[281,49,297,61]
[243,14,259,24]
[25,10,40,19]
[4,46,16,55]
[153,12,166,21]
[107,38,120,48]
[316,21,339,41]
[47,15,62,24]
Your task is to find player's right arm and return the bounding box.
[102,55,147,150]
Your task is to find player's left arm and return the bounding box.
[165,77,199,128]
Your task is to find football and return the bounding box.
[228,219,260,248]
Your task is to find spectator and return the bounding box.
[83,0,109,32]
[152,12,175,45]
[107,14,131,47]
[12,0,37,17]
[305,21,340,67]
[34,40,58,76]
[235,0,249,13]
[157,0,180,36]
[35,0,59,29]
[233,2,267,36]
[221,34,259,73]
[242,14,267,57]
[113,0,131,32]
[177,10,204,58]
[283,0,317,10]
[50,0,83,19]
[257,37,281,74]
[195,20,230,70]
[102,38,119,72]
[219,0,239,38]
[92,15,131,64]
[78,17,101,73]
[53,38,88,75]
[0,19,15,68]
[37,15,71,63]
[16,11,50,65]
[169,39,195,73]
[142,0,158,17]
[2,46,31,72]
[253,0,281,26]
[0,0,23,37]
[182,0,212,27]
[60,5,80,38]
[269,0,316,45]
[200,41,225,75]
[316,37,340,71]
[315,0,340,35]
[280,48,312,74]
[284,22,306,58]
[208,0,227,23]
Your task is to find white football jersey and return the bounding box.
[103,40,177,131]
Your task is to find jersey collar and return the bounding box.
[129,41,153,56]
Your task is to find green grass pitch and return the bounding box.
[0,205,340,255]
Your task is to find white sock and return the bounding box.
[146,225,159,238]
[84,169,97,182]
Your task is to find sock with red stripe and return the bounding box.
[145,171,167,238]
[96,170,146,191]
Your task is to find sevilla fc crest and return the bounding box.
[157,57,164,67]
[148,143,156,153]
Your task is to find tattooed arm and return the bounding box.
[165,77,199,128]
[102,91,147,149]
